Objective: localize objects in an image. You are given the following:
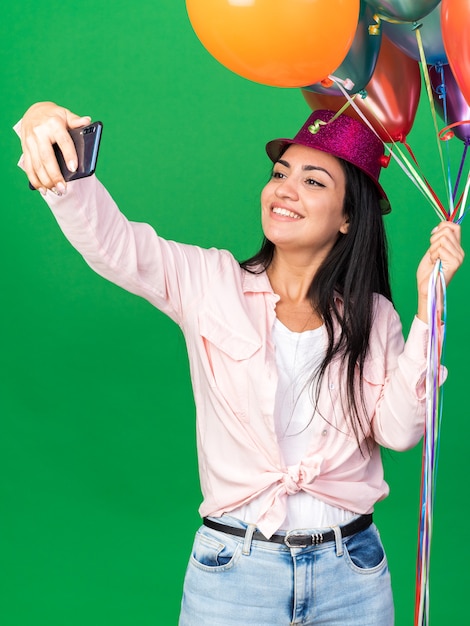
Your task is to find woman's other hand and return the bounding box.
[19,102,91,194]
[417,221,464,323]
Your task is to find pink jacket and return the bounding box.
[38,176,427,538]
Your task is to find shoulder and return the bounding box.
[369,293,404,354]
[372,293,400,324]
[180,244,256,291]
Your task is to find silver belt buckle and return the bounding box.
[284,532,309,548]
[284,532,324,548]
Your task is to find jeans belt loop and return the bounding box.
[332,525,343,557]
[242,524,256,556]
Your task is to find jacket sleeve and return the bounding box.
[370,297,436,451]
[30,174,230,326]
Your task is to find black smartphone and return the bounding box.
[29,121,103,189]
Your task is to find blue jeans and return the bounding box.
[179,515,394,625]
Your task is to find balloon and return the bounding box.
[429,64,470,143]
[302,36,421,143]
[365,0,440,22]
[304,4,382,96]
[185,0,360,88]
[381,3,446,65]
[442,0,470,108]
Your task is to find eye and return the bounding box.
[305,177,325,187]
[271,169,285,180]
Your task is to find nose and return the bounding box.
[274,175,299,200]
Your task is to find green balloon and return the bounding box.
[304,4,382,96]
[365,0,440,22]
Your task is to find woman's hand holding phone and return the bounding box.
[20,102,94,195]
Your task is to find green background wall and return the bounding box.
[1,2,468,624]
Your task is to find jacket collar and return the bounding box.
[241,266,275,295]
[241,266,343,306]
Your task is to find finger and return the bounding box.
[431,221,461,245]
[66,112,91,129]
[54,125,80,175]
[431,228,463,262]
[26,134,62,189]
[428,238,464,280]
[429,226,462,260]
[22,150,47,194]
[61,113,92,172]
[429,236,461,263]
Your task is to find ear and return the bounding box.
[339,216,349,235]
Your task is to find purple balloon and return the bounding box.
[429,64,470,143]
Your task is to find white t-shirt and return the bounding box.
[232,318,356,530]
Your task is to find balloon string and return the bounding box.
[431,67,470,208]
[415,262,447,626]
[448,172,470,222]
[428,69,470,219]
[453,142,470,204]
[401,141,448,217]
[415,206,468,626]
[433,63,456,211]
[327,73,355,92]
[438,120,470,138]
[456,172,470,222]
[436,64,449,129]
[330,79,447,220]
[414,28,452,213]
[308,95,359,135]
[370,13,416,27]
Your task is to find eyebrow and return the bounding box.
[277,159,334,180]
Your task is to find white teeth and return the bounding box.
[272,207,301,219]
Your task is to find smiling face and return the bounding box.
[261,144,348,262]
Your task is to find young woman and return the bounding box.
[17,102,463,625]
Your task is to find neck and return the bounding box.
[267,250,324,332]
[267,248,322,303]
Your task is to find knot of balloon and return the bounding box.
[440,129,455,141]
[320,77,334,89]
[379,154,392,168]
[435,83,446,100]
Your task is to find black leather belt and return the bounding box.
[203,513,373,548]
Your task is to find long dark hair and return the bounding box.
[240,158,392,452]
